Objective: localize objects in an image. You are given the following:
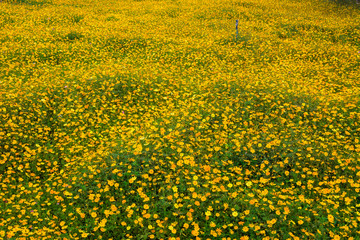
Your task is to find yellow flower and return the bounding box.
[232,211,238,217]
[107,180,115,186]
[344,197,352,205]
[99,219,107,227]
[191,230,199,236]
[284,207,290,215]
[111,204,117,212]
[242,226,249,232]
[81,233,89,238]
[104,209,111,217]
[328,214,334,223]
[89,194,95,201]
[333,235,341,240]
[129,176,137,184]
[260,189,268,196]
[134,143,142,153]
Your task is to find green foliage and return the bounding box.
[330,0,360,6]
[64,31,84,41]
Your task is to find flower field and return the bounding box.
[1,0,360,239]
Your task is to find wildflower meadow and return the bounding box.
[1,0,360,239]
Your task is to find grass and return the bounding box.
[1,0,360,239]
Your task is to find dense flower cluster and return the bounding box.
[1,0,359,239]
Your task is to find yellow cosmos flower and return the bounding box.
[81,233,89,238]
[284,207,290,215]
[328,214,334,223]
[111,205,117,212]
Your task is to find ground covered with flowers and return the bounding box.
[1,0,360,239]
